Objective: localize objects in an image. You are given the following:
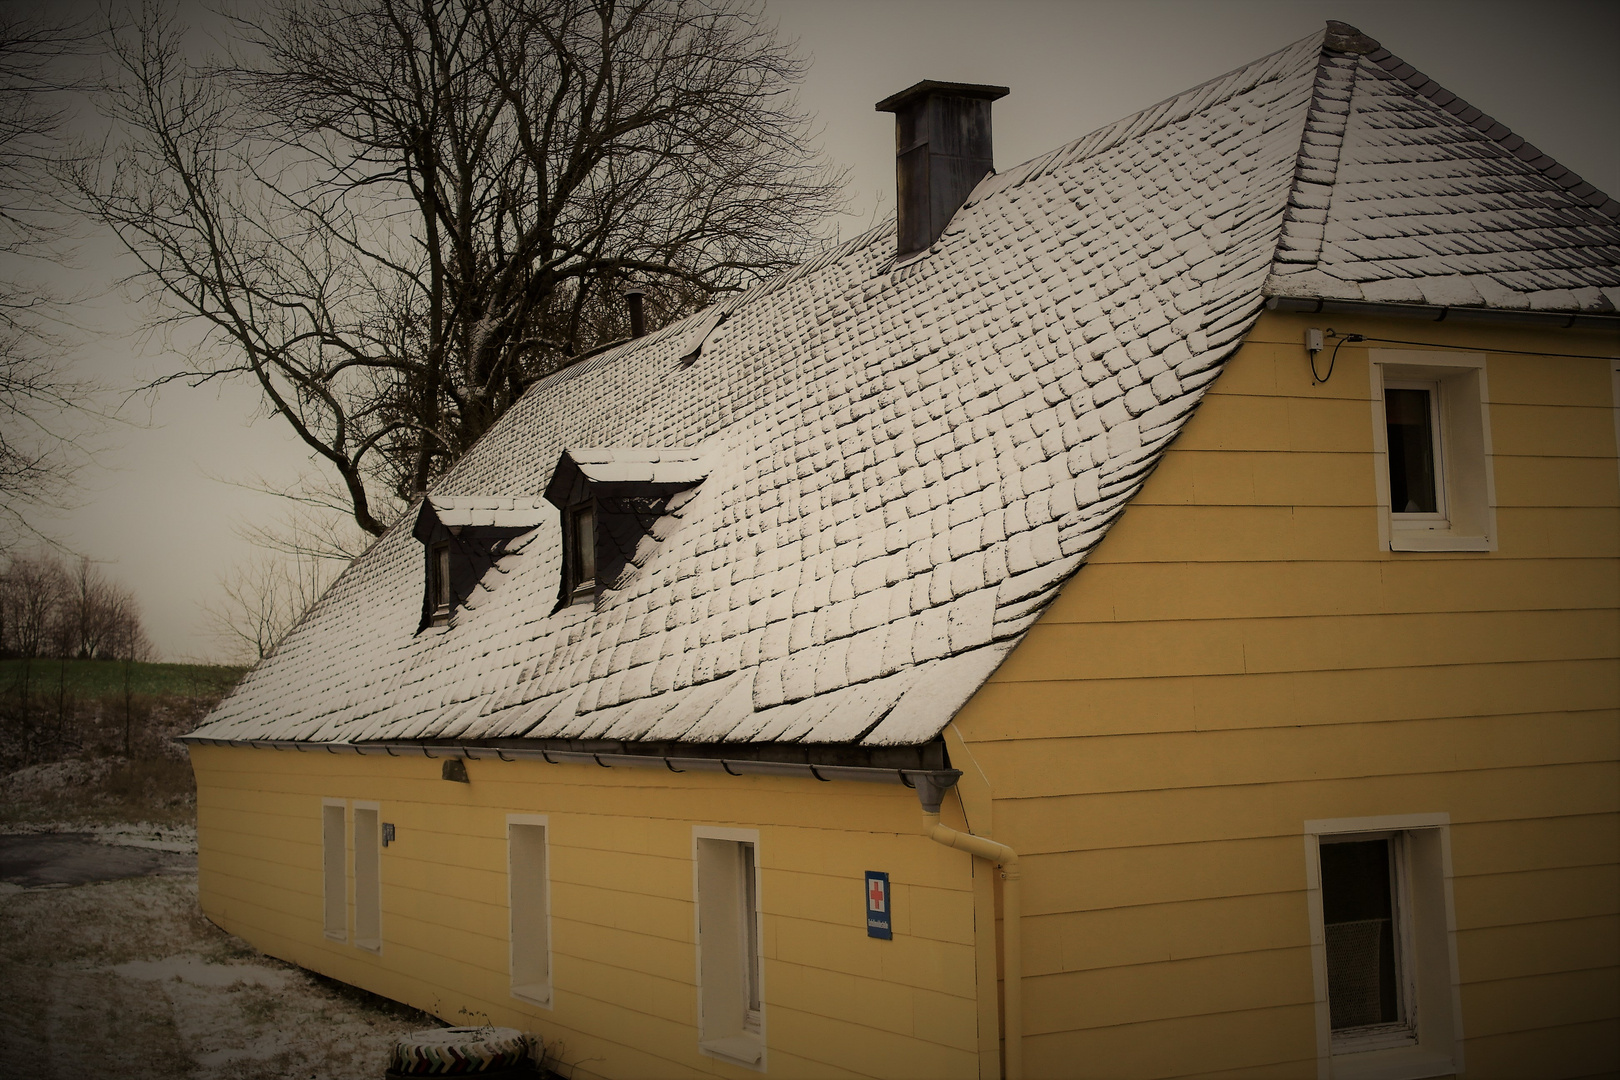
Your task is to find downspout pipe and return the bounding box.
[914,772,1023,1080]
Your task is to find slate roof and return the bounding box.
[189,23,1620,750]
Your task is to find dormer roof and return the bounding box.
[190,23,1619,751]
[543,448,711,505]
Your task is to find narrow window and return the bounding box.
[695,831,764,1067]
[1307,816,1463,1077]
[353,803,382,951]
[429,542,452,622]
[1320,837,1406,1035]
[322,800,346,941]
[1384,384,1443,517]
[568,503,596,603]
[509,817,551,1007]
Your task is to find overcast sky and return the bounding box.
[21,0,1620,662]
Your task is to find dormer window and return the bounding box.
[412,497,549,631]
[567,503,596,604]
[429,542,452,624]
[545,447,709,612]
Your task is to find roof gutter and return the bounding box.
[1264,295,1620,332]
[181,736,963,793]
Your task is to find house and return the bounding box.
[183,21,1619,1080]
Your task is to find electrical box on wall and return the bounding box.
[382,823,396,847]
[865,871,892,940]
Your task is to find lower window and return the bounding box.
[508,816,552,1007]
[322,799,347,941]
[353,803,382,952]
[1306,815,1462,1080]
[694,828,765,1069]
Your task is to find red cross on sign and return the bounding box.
[868,877,886,912]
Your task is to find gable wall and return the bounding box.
[189,745,988,1080]
[951,309,1620,1078]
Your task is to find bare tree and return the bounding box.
[73,0,844,539]
[0,552,65,658]
[203,547,337,663]
[0,10,97,548]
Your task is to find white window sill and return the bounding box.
[510,983,552,1009]
[700,1034,764,1069]
[1328,1045,1457,1080]
[1389,531,1492,552]
[323,930,347,943]
[355,938,381,953]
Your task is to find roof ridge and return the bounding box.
[1334,21,1620,221]
[1271,33,1359,276]
[967,27,1327,202]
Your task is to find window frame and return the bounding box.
[321,798,347,942]
[507,814,553,1009]
[352,801,383,953]
[692,825,766,1071]
[566,500,597,605]
[1368,350,1497,553]
[1304,813,1463,1080]
[1382,381,1447,524]
[1317,830,1418,1053]
[428,542,452,624]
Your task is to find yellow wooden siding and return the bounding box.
[953,310,1620,1078]
[191,744,983,1080]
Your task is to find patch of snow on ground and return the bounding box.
[0,868,435,1079]
[0,819,197,853]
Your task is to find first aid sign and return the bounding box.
[865,871,892,940]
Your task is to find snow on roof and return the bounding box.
[1264,22,1620,310]
[191,25,1619,750]
[562,448,711,488]
[424,496,550,529]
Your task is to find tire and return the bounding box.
[386,1026,531,1076]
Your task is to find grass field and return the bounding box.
[0,659,247,701]
[1,659,248,826]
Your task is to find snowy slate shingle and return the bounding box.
[190,24,1620,751]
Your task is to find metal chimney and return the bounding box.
[623,287,647,338]
[875,80,1008,262]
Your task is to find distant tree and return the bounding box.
[0,9,96,548]
[73,0,845,540]
[0,551,151,660]
[0,552,65,658]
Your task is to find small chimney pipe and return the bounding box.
[623,287,647,338]
[876,80,1008,262]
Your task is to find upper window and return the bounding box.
[566,503,596,605]
[1370,352,1497,552]
[1306,814,1462,1080]
[428,542,452,624]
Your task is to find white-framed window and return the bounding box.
[322,798,347,942]
[353,801,382,952]
[1304,813,1463,1080]
[508,815,552,1008]
[693,826,765,1070]
[1369,350,1497,552]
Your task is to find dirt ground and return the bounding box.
[0,831,443,1079]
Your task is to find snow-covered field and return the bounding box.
[0,830,432,1079]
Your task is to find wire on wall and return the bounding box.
[1312,330,1364,384]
